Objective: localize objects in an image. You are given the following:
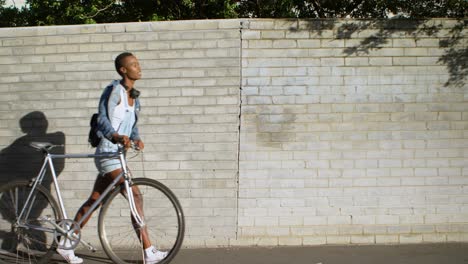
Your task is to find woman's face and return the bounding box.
[120,55,142,80]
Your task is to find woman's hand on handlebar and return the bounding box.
[133,139,144,151]
[112,134,131,150]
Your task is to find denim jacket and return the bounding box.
[97,80,141,142]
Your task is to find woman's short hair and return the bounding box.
[114,52,134,76]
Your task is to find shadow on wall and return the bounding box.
[0,111,65,187]
[291,18,467,87]
[0,111,65,257]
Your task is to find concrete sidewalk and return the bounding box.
[1,243,467,264]
[169,244,468,264]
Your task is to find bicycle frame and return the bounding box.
[16,145,145,243]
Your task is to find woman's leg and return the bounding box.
[130,185,152,249]
[56,173,113,264]
[80,168,152,249]
[74,173,112,228]
[132,185,168,262]
[57,169,115,264]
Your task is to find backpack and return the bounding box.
[88,84,114,147]
[88,113,100,147]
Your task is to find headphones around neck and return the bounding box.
[120,81,140,99]
[129,88,140,99]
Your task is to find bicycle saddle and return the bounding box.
[30,142,53,150]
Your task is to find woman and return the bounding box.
[57,52,167,264]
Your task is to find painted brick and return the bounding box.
[241,18,465,248]
[1,18,466,249]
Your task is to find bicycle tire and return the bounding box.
[0,180,61,264]
[98,178,185,264]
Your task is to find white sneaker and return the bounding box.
[56,248,84,264]
[145,246,168,264]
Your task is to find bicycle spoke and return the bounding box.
[0,181,61,264]
[99,178,184,264]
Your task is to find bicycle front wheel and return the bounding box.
[0,181,61,264]
[98,178,185,264]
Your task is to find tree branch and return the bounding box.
[310,0,324,18]
[86,2,114,19]
[344,0,365,18]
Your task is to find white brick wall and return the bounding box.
[0,18,466,248]
[0,20,241,247]
[238,19,468,246]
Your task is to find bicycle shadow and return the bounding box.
[0,111,65,259]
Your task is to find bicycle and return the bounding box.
[0,142,185,264]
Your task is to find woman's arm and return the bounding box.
[97,84,119,142]
[129,98,141,142]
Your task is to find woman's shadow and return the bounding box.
[0,111,65,258]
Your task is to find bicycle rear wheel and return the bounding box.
[0,181,61,264]
[98,178,184,264]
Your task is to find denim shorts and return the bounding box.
[94,138,122,175]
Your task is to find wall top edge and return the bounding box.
[0,19,245,37]
[0,18,463,38]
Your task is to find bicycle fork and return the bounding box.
[119,152,145,229]
[123,180,145,228]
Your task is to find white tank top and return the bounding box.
[110,86,135,136]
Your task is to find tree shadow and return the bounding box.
[0,111,65,259]
[338,19,434,52]
[293,18,466,87]
[438,19,467,87]
[288,19,336,34]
